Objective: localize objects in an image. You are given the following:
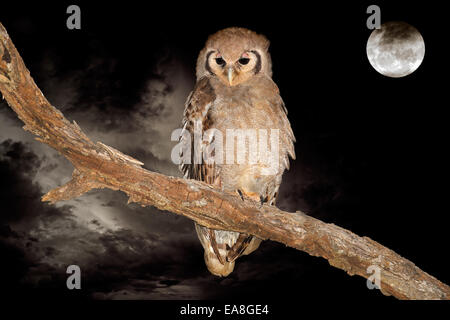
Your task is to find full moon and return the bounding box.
[366,21,425,78]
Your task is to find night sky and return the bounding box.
[0,0,449,306]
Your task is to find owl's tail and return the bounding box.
[195,223,261,277]
[204,250,235,277]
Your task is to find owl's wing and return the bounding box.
[275,96,296,170]
[226,233,255,262]
[179,77,220,185]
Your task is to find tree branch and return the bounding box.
[0,22,448,300]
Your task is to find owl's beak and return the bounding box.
[227,67,234,86]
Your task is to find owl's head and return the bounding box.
[196,27,272,86]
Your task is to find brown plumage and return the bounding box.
[179,27,295,276]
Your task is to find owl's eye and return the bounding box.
[215,57,226,66]
[239,58,250,65]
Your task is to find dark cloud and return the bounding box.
[0,139,72,223]
[0,139,41,177]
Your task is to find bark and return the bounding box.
[0,22,448,300]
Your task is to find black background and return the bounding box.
[0,0,449,313]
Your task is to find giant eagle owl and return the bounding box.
[179,27,295,276]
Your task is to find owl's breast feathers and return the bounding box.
[180,75,295,182]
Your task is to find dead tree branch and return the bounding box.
[0,22,448,300]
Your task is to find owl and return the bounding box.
[179,27,295,276]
